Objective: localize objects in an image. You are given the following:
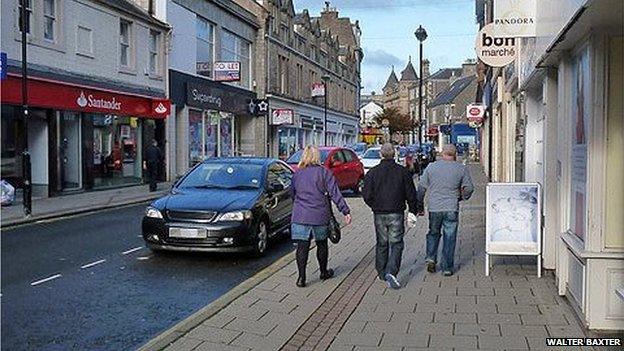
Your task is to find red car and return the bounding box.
[286,147,365,193]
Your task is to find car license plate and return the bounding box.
[169,227,207,239]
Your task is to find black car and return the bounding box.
[142,158,293,256]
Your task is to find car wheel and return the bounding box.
[353,177,364,194]
[252,220,268,257]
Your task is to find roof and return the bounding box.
[383,70,399,90]
[429,76,476,107]
[400,61,418,81]
[429,68,462,80]
[102,0,169,28]
[359,100,383,109]
[203,157,274,165]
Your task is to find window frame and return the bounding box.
[220,29,251,89]
[118,19,134,70]
[148,29,161,76]
[17,0,33,35]
[196,16,215,78]
[43,0,56,42]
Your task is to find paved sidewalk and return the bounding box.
[1,182,171,227]
[146,165,593,351]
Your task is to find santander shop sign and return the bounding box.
[76,91,122,111]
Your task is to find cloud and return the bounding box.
[363,48,403,68]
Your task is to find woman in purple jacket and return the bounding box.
[291,146,352,287]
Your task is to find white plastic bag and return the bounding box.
[406,212,418,228]
[1,180,15,206]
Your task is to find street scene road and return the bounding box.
[1,204,294,351]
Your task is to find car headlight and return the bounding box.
[145,206,163,219]
[216,210,252,222]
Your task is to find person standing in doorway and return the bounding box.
[362,143,420,289]
[417,144,474,276]
[144,139,162,192]
[291,145,352,288]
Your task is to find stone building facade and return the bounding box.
[246,0,362,158]
[1,0,170,196]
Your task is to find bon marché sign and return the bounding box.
[475,24,518,67]
[493,0,536,38]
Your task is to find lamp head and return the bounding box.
[414,25,427,42]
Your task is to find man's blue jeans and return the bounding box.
[374,213,405,277]
[426,211,459,272]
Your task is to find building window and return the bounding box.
[278,55,289,95]
[149,30,160,75]
[43,0,56,41]
[221,30,251,88]
[18,0,32,34]
[76,25,93,56]
[196,17,214,78]
[119,20,132,67]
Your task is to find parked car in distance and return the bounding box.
[349,142,369,157]
[286,147,364,193]
[142,158,293,256]
[361,146,382,173]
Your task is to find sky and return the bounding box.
[294,0,478,94]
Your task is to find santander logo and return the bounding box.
[76,90,122,111]
[77,92,88,108]
[154,102,167,114]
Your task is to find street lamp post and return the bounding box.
[414,25,427,145]
[321,74,330,146]
[20,0,32,216]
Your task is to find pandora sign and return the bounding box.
[493,0,536,37]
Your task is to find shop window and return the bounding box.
[90,114,147,188]
[149,30,160,75]
[119,20,132,68]
[196,17,214,78]
[43,0,56,41]
[568,46,590,242]
[188,110,234,167]
[1,106,21,183]
[17,0,32,34]
[221,30,251,89]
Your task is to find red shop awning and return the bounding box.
[1,75,170,118]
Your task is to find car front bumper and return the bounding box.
[142,217,256,252]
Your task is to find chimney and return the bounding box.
[422,59,430,79]
[462,58,477,77]
[321,1,338,19]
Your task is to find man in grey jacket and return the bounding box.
[417,144,474,276]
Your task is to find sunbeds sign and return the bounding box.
[485,183,542,276]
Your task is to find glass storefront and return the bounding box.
[1,105,21,184]
[188,109,234,167]
[89,114,153,189]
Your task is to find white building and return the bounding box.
[479,0,623,330]
[359,101,382,128]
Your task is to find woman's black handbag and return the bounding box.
[322,170,341,244]
[327,198,341,244]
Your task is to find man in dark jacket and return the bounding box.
[144,140,162,192]
[362,143,420,289]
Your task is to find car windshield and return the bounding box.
[178,163,264,189]
[362,149,381,159]
[286,150,329,163]
[352,144,367,153]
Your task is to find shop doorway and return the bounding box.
[59,112,82,190]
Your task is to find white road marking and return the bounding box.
[31,274,62,286]
[137,256,151,261]
[80,259,106,269]
[122,246,144,255]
